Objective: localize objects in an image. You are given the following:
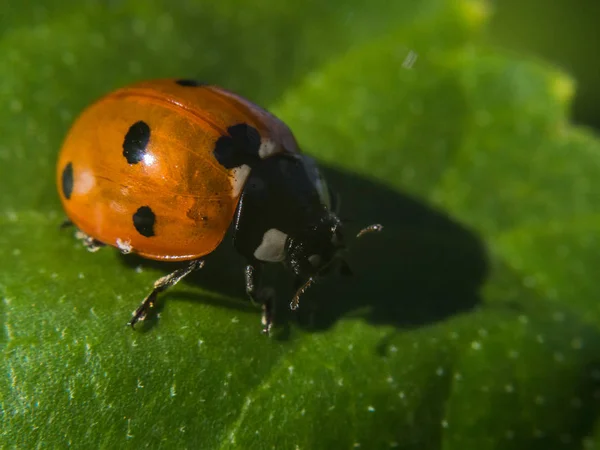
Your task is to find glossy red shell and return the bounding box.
[56,79,300,261]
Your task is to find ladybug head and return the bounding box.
[285,212,382,311]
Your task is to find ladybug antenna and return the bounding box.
[356,223,383,239]
[288,223,382,311]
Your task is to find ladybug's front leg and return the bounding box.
[245,262,275,335]
[128,259,205,329]
[260,289,275,336]
[244,263,262,306]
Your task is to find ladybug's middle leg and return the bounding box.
[128,259,205,329]
[245,262,275,335]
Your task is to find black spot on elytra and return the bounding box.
[132,206,155,237]
[176,79,207,87]
[213,123,262,169]
[123,121,150,164]
[62,162,74,200]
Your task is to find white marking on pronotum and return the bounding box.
[230,164,251,197]
[253,228,288,262]
[402,50,418,69]
[258,138,278,159]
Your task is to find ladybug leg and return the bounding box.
[73,228,106,252]
[244,262,275,335]
[59,219,73,229]
[128,259,205,329]
[244,263,263,307]
[60,219,105,252]
[260,287,275,336]
[290,276,316,311]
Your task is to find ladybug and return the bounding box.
[56,78,381,334]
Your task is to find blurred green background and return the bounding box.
[2,0,600,448]
[490,0,600,129]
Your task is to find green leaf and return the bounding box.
[2,0,600,449]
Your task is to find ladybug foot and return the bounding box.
[128,259,205,329]
[128,291,158,329]
[259,287,275,335]
[244,263,276,335]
